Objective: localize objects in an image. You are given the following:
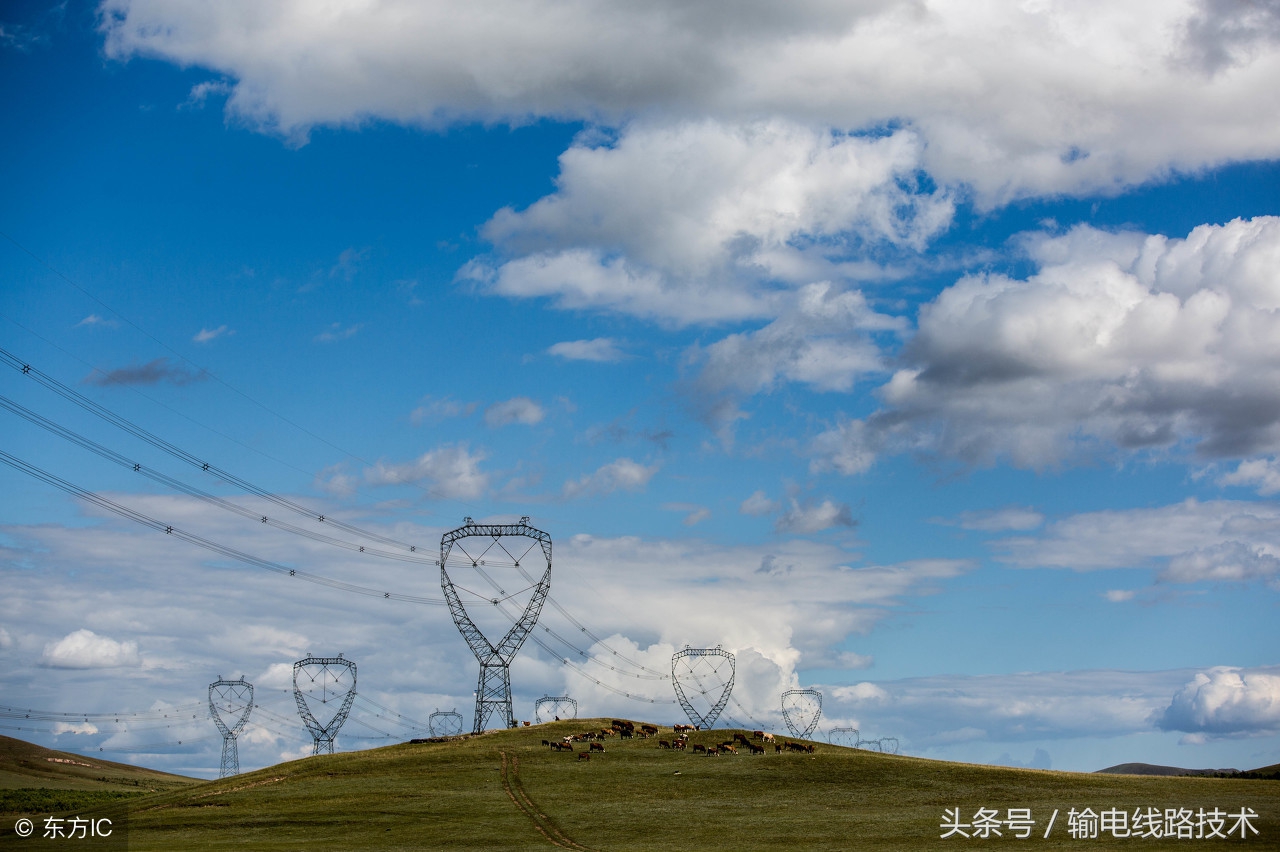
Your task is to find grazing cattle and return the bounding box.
[673,724,694,733]
[673,739,686,750]
[775,744,782,754]
[590,742,605,753]
[748,744,765,755]
[620,729,632,739]
[659,740,672,749]
[761,733,775,743]
[733,733,750,745]
[578,752,591,761]
[721,745,738,755]
[641,724,659,737]
[692,744,707,754]
[706,747,719,756]
[541,740,550,747]
[752,730,764,739]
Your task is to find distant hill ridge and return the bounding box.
[1097,761,1280,779]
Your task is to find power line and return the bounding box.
[0,449,447,606]
[1,347,672,682]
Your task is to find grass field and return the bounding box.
[2,723,1276,850]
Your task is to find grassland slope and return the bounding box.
[107,720,1276,851]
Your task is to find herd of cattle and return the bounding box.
[539,719,818,760]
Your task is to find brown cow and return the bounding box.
[748,744,765,755]
[659,740,672,749]
[578,752,591,761]
[692,744,707,754]
[721,745,738,755]
[706,747,719,756]
[590,742,605,753]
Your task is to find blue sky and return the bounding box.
[2,0,1279,778]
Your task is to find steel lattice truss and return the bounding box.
[440,517,552,734]
[827,726,860,748]
[293,656,357,755]
[863,736,899,754]
[208,676,253,778]
[428,709,464,738]
[671,647,735,730]
[781,688,823,739]
[534,695,578,723]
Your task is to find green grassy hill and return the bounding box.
[0,735,196,792]
[5,723,1277,850]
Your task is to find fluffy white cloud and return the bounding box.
[41,629,140,669]
[812,217,1280,472]
[484,396,545,427]
[776,498,856,534]
[547,338,627,362]
[994,497,1280,586]
[690,282,902,411]
[561,458,658,499]
[740,490,779,517]
[101,0,1280,200]
[1218,457,1280,495]
[1157,666,1280,736]
[473,121,951,325]
[363,443,489,499]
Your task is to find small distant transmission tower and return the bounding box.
[293,655,357,755]
[428,709,464,738]
[535,695,578,723]
[671,646,735,729]
[208,676,253,778]
[781,688,823,739]
[440,517,552,733]
[828,726,860,748]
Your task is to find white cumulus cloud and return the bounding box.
[484,396,545,427]
[776,498,856,534]
[101,1,1280,200]
[1157,666,1280,736]
[562,458,658,499]
[363,444,489,499]
[811,216,1280,473]
[41,629,140,669]
[547,338,627,362]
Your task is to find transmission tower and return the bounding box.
[208,676,253,778]
[781,688,822,739]
[671,646,735,729]
[293,655,357,755]
[827,726,860,748]
[440,517,552,733]
[428,708,464,738]
[534,695,578,723]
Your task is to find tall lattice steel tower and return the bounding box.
[534,695,578,723]
[292,655,356,755]
[671,646,735,730]
[440,516,552,733]
[208,676,253,778]
[781,688,823,738]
